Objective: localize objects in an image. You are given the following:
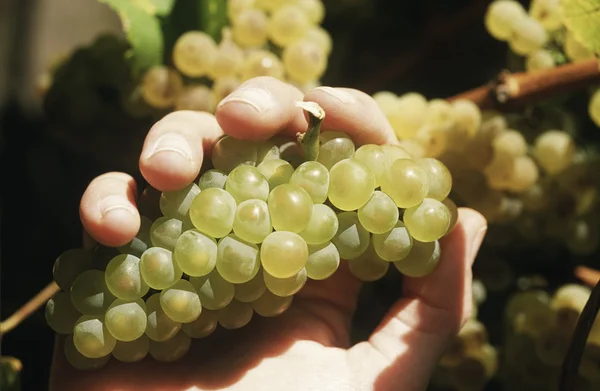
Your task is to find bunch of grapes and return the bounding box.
[45,103,458,370]
[138,0,331,114]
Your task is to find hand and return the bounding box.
[49,77,487,391]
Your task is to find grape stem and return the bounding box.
[448,58,600,109]
[296,101,326,161]
[0,281,60,336]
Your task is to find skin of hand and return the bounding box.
[50,77,487,391]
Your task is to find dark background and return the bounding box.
[0,0,519,389]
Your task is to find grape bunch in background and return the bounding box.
[45,103,458,370]
[140,0,331,114]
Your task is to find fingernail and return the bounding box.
[100,195,137,219]
[217,87,276,112]
[314,86,356,104]
[147,134,193,161]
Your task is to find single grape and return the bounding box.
[105,299,147,342]
[232,8,269,48]
[282,39,327,83]
[289,161,330,203]
[296,0,325,24]
[261,231,308,278]
[70,270,115,316]
[484,0,527,40]
[252,290,293,317]
[526,49,555,72]
[119,216,153,257]
[64,335,110,370]
[451,99,482,137]
[394,240,441,278]
[190,271,235,310]
[304,26,332,54]
[160,279,202,323]
[73,315,117,358]
[211,136,258,173]
[305,242,340,280]
[160,183,201,220]
[181,309,218,338]
[141,66,183,108]
[241,50,285,80]
[298,204,338,245]
[317,131,355,169]
[372,220,413,262]
[173,229,217,277]
[228,0,255,22]
[149,331,191,362]
[217,300,254,329]
[403,198,451,242]
[145,293,181,342]
[347,243,390,282]
[257,158,294,190]
[269,5,310,47]
[506,156,539,192]
[263,268,307,297]
[209,30,245,79]
[380,159,429,208]
[150,217,183,251]
[105,254,149,300]
[357,191,399,234]
[332,212,370,260]
[328,159,375,211]
[189,187,237,238]
[509,17,547,55]
[226,165,270,203]
[233,199,272,244]
[234,270,267,302]
[353,144,387,186]
[551,284,591,332]
[198,169,228,190]
[172,31,217,77]
[53,248,93,290]
[216,234,261,283]
[373,91,399,119]
[256,140,281,162]
[387,93,428,139]
[112,335,149,363]
[267,183,313,232]
[529,0,562,31]
[416,158,452,201]
[175,85,216,113]
[533,130,575,174]
[414,124,449,158]
[46,292,81,334]
[140,247,182,290]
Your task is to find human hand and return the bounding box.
[49,77,487,391]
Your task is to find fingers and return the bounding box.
[139,110,223,191]
[304,87,398,146]
[79,172,140,248]
[215,76,307,140]
[350,208,486,390]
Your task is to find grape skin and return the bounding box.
[172,31,217,77]
[105,299,147,342]
[261,231,308,278]
[190,272,235,310]
[328,159,376,211]
[403,198,451,242]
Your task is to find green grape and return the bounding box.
[403,198,451,242]
[484,0,526,40]
[46,292,81,334]
[212,136,258,173]
[328,159,376,211]
[380,158,430,208]
[269,4,310,47]
[304,25,331,54]
[150,217,183,251]
[331,212,370,260]
[233,199,272,243]
[240,50,285,81]
[209,31,245,80]
[353,144,387,186]
[175,85,216,112]
[73,315,117,358]
[306,242,340,280]
[189,188,236,238]
[70,270,115,316]
[105,254,149,300]
[372,220,412,262]
[452,344,498,391]
[160,183,201,220]
[443,198,459,234]
[112,335,149,363]
[198,169,228,190]
[145,293,181,342]
[190,272,235,310]
[228,0,255,22]
[387,94,428,139]
[533,130,575,175]
[160,279,202,323]
[173,230,217,277]
[551,284,591,332]
[53,248,93,290]
[381,144,412,163]
[232,8,269,48]
[225,165,270,203]
[119,216,153,257]
[298,204,338,245]
[234,271,267,302]
[216,235,261,283]
[261,231,308,278]
[394,240,440,278]
[140,247,183,290]
[182,309,218,338]
[252,290,294,317]
[451,98,481,138]
[64,335,110,370]
[416,158,452,201]
[282,39,327,83]
[218,300,254,330]
[289,161,330,203]
[347,243,389,282]
[141,66,183,108]
[257,159,294,189]
[172,31,217,77]
[526,49,556,72]
[317,131,355,169]
[256,140,281,162]
[149,331,191,362]
[263,268,307,297]
[357,191,399,234]
[509,17,547,56]
[267,184,313,232]
[505,290,550,321]
[105,299,147,342]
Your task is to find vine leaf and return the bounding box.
[98,0,164,75]
[560,0,600,55]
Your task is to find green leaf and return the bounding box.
[99,0,164,75]
[132,0,176,16]
[560,0,600,55]
[0,357,21,391]
[199,0,229,41]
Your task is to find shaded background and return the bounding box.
[1,0,517,389]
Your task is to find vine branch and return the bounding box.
[447,58,600,109]
[0,281,59,336]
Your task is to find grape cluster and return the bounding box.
[45,104,457,369]
[139,0,331,114]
